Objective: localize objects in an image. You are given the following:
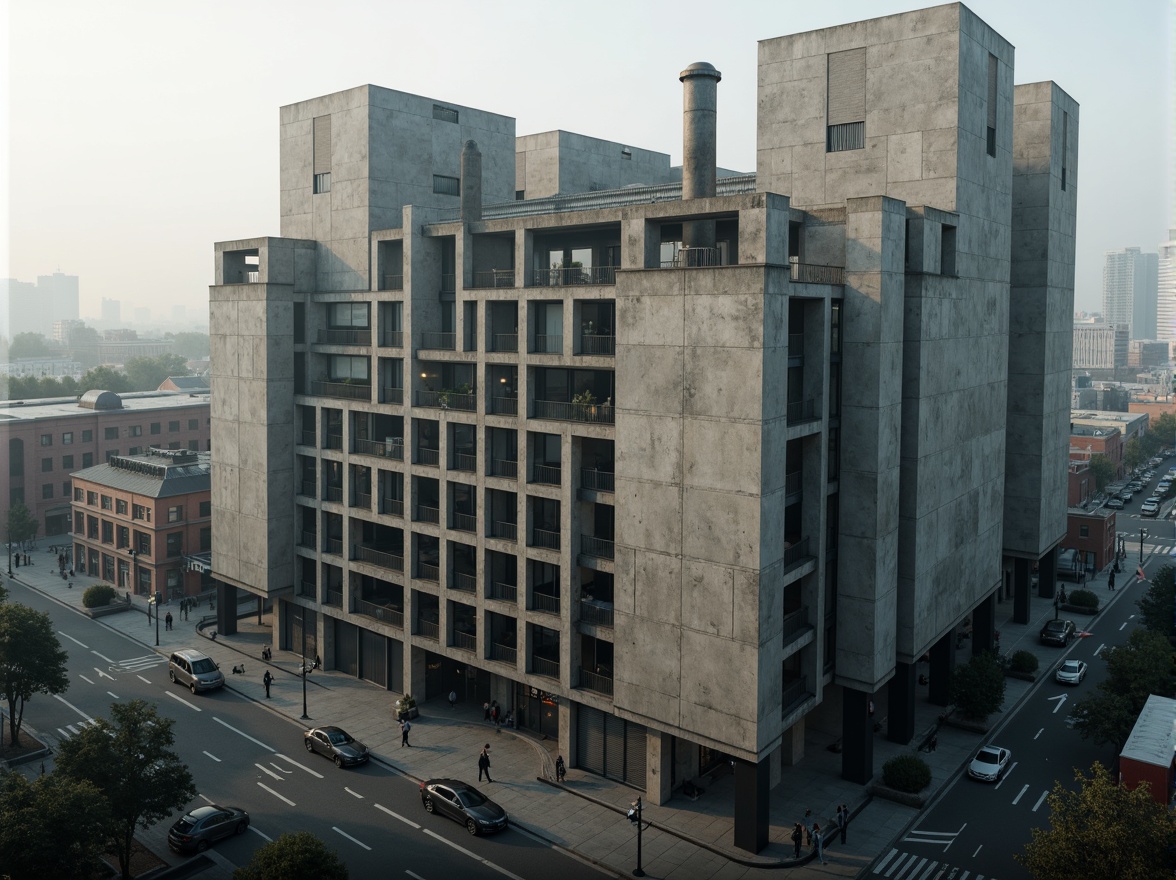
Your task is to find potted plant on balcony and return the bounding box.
[572,389,596,419]
[395,692,419,721]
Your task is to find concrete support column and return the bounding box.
[779,719,805,767]
[887,662,916,744]
[1013,557,1032,624]
[928,632,954,706]
[1038,549,1057,598]
[733,756,770,853]
[558,700,576,771]
[515,229,533,291]
[645,729,673,806]
[623,218,661,269]
[406,644,428,701]
[319,612,334,672]
[216,582,238,636]
[972,592,997,656]
[840,687,873,785]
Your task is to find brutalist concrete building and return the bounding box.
[209,3,1076,850]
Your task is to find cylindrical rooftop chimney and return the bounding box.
[460,140,482,222]
[680,61,721,202]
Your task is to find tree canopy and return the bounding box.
[124,354,190,390]
[6,501,39,545]
[0,601,70,745]
[166,331,210,359]
[0,770,109,880]
[9,332,53,360]
[55,700,197,880]
[1137,564,1176,643]
[1088,454,1115,491]
[950,651,1006,721]
[234,831,349,880]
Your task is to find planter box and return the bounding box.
[84,600,131,619]
[1006,670,1037,681]
[943,715,990,734]
[869,782,926,808]
[395,701,419,722]
[1060,603,1098,615]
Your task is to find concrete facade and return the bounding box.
[209,2,1077,853]
[515,131,677,200]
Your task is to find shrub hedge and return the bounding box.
[1067,589,1099,611]
[882,753,932,793]
[82,583,118,609]
[1008,650,1039,674]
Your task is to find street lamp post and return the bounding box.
[627,797,645,877]
[299,605,318,719]
[1140,528,1148,565]
[6,523,12,577]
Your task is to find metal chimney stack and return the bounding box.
[680,62,721,253]
[460,140,482,222]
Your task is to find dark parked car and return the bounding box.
[420,779,509,835]
[303,726,370,768]
[168,804,249,854]
[1040,618,1075,646]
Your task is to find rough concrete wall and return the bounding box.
[1004,81,1079,558]
[516,131,676,199]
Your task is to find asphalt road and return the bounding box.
[11,580,612,880]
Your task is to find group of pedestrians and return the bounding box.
[791,805,849,864]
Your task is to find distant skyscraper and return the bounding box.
[1158,230,1176,352]
[101,298,121,324]
[1,273,79,339]
[1102,247,1159,340]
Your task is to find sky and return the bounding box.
[2,0,1172,321]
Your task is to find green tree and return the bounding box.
[1137,564,1176,643]
[1017,762,1176,878]
[9,332,52,359]
[123,354,189,391]
[6,501,39,546]
[55,700,197,880]
[0,770,110,880]
[168,332,210,359]
[1088,453,1115,490]
[0,602,70,744]
[78,365,129,394]
[950,651,1006,721]
[234,831,349,880]
[1123,436,1143,472]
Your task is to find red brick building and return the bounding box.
[70,449,211,601]
[1064,507,1116,575]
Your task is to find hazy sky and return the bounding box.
[2,0,1172,319]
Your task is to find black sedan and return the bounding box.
[1040,618,1075,646]
[420,779,509,835]
[168,804,249,854]
[303,726,370,767]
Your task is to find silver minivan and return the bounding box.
[169,649,225,694]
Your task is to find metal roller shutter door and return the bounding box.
[360,628,387,687]
[577,705,606,774]
[624,721,646,787]
[335,619,359,677]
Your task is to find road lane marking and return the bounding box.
[1119,621,1129,630]
[136,674,151,684]
[80,674,94,684]
[916,863,942,880]
[164,691,202,712]
[332,826,371,850]
[91,650,114,663]
[274,753,324,778]
[53,693,94,722]
[376,803,420,829]
[203,751,221,762]
[406,872,427,880]
[1032,790,1050,811]
[995,764,1016,788]
[874,850,899,873]
[248,826,272,842]
[95,667,114,681]
[345,787,364,799]
[423,829,482,861]
[972,845,982,857]
[214,717,274,752]
[1047,694,1068,713]
[257,782,295,806]
[269,763,293,774]
[905,858,928,879]
[1012,783,1029,804]
[256,763,283,781]
[199,794,215,804]
[1095,643,1106,655]
[58,631,88,648]
[57,728,70,738]
[107,691,119,699]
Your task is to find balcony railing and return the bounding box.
[452,630,477,651]
[417,619,440,640]
[786,399,817,424]
[440,274,456,294]
[490,520,517,541]
[490,582,517,603]
[471,268,516,289]
[581,468,614,493]
[451,572,477,593]
[580,599,614,628]
[781,677,810,714]
[416,447,439,467]
[414,505,439,524]
[381,497,405,517]
[491,333,518,353]
[298,580,317,599]
[452,512,477,533]
[317,328,372,346]
[490,396,518,416]
[299,429,316,446]
[417,562,439,582]
[662,246,720,268]
[782,606,810,642]
[353,437,403,460]
[532,463,561,485]
[532,655,560,679]
[420,331,456,350]
[381,387,404,405]
[323,433,343,450]
[788,333,804,359]
[415,390,476,411]
[533,266,617,286]
[580,668,614,696]
[531,528,561,551]
[531,334,562,354]
[783,537,811,569]
[491,643,517,664]
[790,261,845,285]
[381,329,404,347]
[532,591,561,614]
[489,458,518,479]
[580,333,615,356]
[785,470,802,497]
[580,535,615,560]
[323,537,343,556]
[452,452,476,472]
[312,381,371,401]
[299,531,317,549]
[353,544,404,572]
[323,485,343,504]
[325,589,344,608]
[352,491,371,510]
[298,480,316,498]
[354,599,403,628]
[381,274,404,291]
[533,399,614,425]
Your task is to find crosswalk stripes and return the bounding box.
[115,654,166,673]
[56,719,100,740]
[874,848,997,880]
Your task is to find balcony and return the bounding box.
[353,437,403,460]
[452,512,477,533]
[531,463,561,485]
[531,655,560,679]
[580,535,614,560]
[325,589,344,608]
[489,521,517,542]
[417,619,440,640]
[311,381,372,402]
[783,537,812,570]
[299,531,317,549]
[662,246,720,268]
[299,429,316,446]
[782,606,810,643]
[352,492,371,510]
[790,261,844,285]
[417,563,439,582]
[415,390,476,412]
[580,599,614,628]
[531,335,562,355]
[441,274,456,294]
[530,528,560,551]
[382,274,404,291]
[580,467,614,493]
[452,452,477,472]
[489,458,518,479]
[381,329,404,347]
[298,480,316,498]
[420,331,456,351]
[322,433,344,451]
[451,572,477,593]
[323,485,343,504]
[317,328,372,346]
[532,266,616,286]
[490,333,518,353]
[381,497,405,517]
[323,537,344,556]
[580,333,615,356]
[381,387,404,405]
[298,580,317,599]
[788,333,804,360]
[781,677,810,715]
[786,399,817,424]
[491,643,517,664]
[489,396,518,416]
[532,591,560,614]
[490,582,517,603]
[355,599,404,628]
[785,470,802,498]
[533,399,614,425]
[471,268,516,289]
[416,447,440,467]
[414,505,440,524]
[353,544,404,572]
[580,668,614,696]
[452,631,477,652]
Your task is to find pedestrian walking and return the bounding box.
[483,700,491,721]
[478,745,493,783]
[803,808,814,845]
[449,690,457,709]
[400,718,412,747]
[491,701,500,728]
[837,804,848,843]
[165,612,173,631]
[813,823,826,864]
[263,670,273,698]
[1108,570,1116,591]
[791,823,803,859]
[555,755,566,782]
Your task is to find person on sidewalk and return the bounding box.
[478,745,492,783]
[813,823,826,864]
[803,808,814,845]
[165,612,173,631]
[263,670,273,698]
[449,690,457,709]
[791,823,803,859]
[1108,570,1116,591]
[483,700,491,721]
[555,755,566,783]
[491,702,500,730]
[400,718,412,747]
[837,804,848,843]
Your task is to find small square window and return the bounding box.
[82,429,93,442]
[188,440,199,451]
[101,495,112,510]
[82,452,94,467]
[105,427,119,440]
[130,425,142,437]
[168,505,183,523]
[188,419,199,430]
[116,499,128,515]
[1079,525,1089,538]
[62,455,74,469]
[105,449,119,462]
[74,488,84,502]
[40,433,52,447]
[42,483,53,499]
[41,457,53,473]
[169,421,180,432]
[199,501,212,517]
[87,491,98,506]
[314,172,331,194]
[150,423,161,435]
[62,432,73,445]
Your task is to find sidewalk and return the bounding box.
[4,547,1150,879]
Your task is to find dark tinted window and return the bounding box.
[191,658,217,674]
[456,788,488,808]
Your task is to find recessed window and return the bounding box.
[87,491,97,506]
[116,499,128,515]
[105,449,119,462]
[40,433,52,447]
[166,532,183,558]
[515,190,525,201]
[42,483,53,500]
[1079,525,1089,538]
[41,457,53,473]
[105,427,119,440]
[82,452,94,467]
[82,429,93,442]
[62,481,70,496]
[433,175,460,196]
[74,488,84,502]
[101,495,112,510]
[188,419,199,430]
[62,455,74,469]
[432,104,459,124]
[169,421,180,432]
[1061,111,1069,190]
[168,505,183,523]
[313,115,332,194]
[62,432,73,445]
[150,423,161,435]
[826,48,866,153]
[314,172,331,194]
[200,501,212,517]
[986,53,998,158]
